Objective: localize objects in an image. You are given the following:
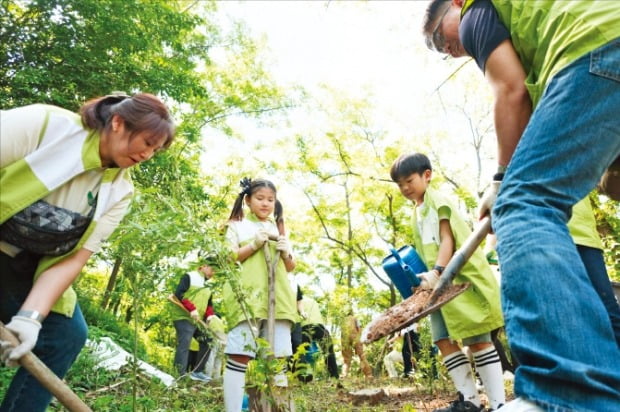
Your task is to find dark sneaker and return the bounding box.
[433,392,484,412]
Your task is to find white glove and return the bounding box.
[1,316,42,367]
[477,180,501,220]
[250,229,269,251]
[276,236,290,255]
[189,309,199,320]
[416,270,440,290]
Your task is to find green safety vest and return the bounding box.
[169,271,213,321]
[222,213,298,329]
[462,0,619,106]
[460,2,612,248]
[412,188,503,340]
[1,106,132,317]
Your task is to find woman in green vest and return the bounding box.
[0,93,175,411]
[422,1,620,410]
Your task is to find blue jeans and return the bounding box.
[1,251,88,412]
[173,319,210,374]
[577,245,620,348]
[494,39,620,411]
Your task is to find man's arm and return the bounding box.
[484,39,532,167]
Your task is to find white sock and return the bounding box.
[224,358,247,412]
[473,346,506,409]
[274,362,288,387]
[443,351,480,406]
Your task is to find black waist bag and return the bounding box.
[0,199,96,257]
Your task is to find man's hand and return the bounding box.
[416,270,440,290]
[478,180,501,220]
[0,316,42,367]
[276,236,290,255]
[250,229,269,251]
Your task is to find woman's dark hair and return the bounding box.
[80,92,175,149]
[228,177,283,223]
[390,152,433,182]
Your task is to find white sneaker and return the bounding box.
[498,397,544,411]
[190,372,211,383]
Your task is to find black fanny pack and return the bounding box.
[0,198,96,257]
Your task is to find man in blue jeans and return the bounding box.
[422,1,620,411]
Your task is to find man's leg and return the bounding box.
[577,245,620,348]
[494,40,620,410]
[173,319,195,375]
[194,331,212,372]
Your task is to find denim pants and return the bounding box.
[0,251,88,412]
[494,39,620,411]
[173,319,210,374]
[577,245,620,348]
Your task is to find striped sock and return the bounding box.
[224,358,247,412]
[443,351,480,406]
[473,346,505,409]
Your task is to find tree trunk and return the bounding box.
[101,256,122,310]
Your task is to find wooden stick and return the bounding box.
[0,321,92,411]
[167,294,209,330]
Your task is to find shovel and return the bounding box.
[363,217,492,343]
[0,321,92,411]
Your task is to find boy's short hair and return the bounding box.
[390,153,433,182]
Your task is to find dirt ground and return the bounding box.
[290,374,515,411]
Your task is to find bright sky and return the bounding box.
[207,0,494,176]
[206,0,495,293]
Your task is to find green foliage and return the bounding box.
[80,298,147,359]
[591,195,620,280]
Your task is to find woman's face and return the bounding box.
[100,115,167,168]
[246,187,276,221]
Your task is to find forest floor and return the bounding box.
[1,362,516,411]
[1,339,516,411]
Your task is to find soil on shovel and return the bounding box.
[364,284,470,343]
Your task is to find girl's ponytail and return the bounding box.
[274,200,283,225]
[228,177,252,222]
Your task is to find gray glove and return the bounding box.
[250,229,269,251]
[276,236,291,256]
[477,180,501,220]
[0,316,42,367]
[416,270,440,290]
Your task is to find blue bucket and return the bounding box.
[382,245,427,298]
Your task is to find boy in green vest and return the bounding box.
[422,1,620,410]
[390,152,505,412]
[170,258,215,382]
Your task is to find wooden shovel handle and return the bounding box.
[167,294,209,330]
[0,321,92,411]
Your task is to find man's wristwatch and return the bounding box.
[16,309,45,324]
[432,265,445,275]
